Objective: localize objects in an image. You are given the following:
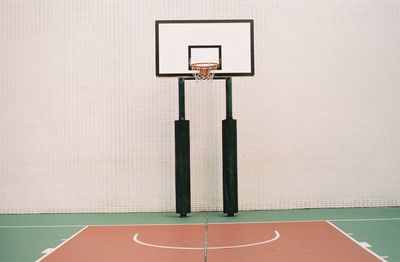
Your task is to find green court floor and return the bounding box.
[0,207,399,261]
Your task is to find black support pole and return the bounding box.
[222,77,238,216]
[175,78,191,217]
[178,78,185,120]
[225,77,233,119]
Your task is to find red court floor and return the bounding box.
[39,221,382,261]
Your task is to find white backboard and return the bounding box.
[155,20,254,77]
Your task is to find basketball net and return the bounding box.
[190,62,219,80]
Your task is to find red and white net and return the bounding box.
[190,62,219,80]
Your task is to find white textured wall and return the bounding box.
[1,0,399,213]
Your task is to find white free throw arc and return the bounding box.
[133,230,280,250]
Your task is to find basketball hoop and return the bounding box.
[190,62,219,80]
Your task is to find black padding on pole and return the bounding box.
[222,118,238,215]
[175,120,191,215]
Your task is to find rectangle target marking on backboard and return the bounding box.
[188,45,222,70]
[155,20,254,77]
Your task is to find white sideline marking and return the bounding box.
[360,242,372,248]
[0,217,399,228]
[35,226,89,262]
[41,248,54,254]
[0,225,85,228]
[326,221,386,262]
[133,230,280,250]
[329,217,400,222]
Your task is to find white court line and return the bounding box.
[35,226,88,262]
[0,217,399,228]
[0,225,86,228]
[359,242,372,248]
[41,248,55,254]
[204,212,209,260]
[329,217,400,222]
[326,221,387,262]
[133,230,280,250]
